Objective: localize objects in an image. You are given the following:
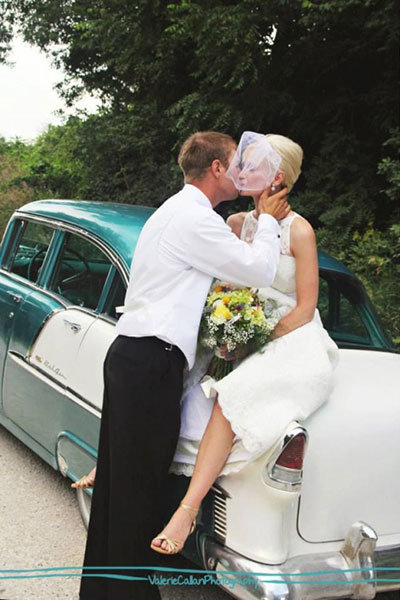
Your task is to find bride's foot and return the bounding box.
[150,502,199,555]
[71,467,96,489]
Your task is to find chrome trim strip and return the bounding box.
[263,424,308,492]
[8,351,67,391]
[0,268,69,303]
[26,308,66,359]
[7,352,101,418]
[96,312,118,326]
[64,388,101,416]
[374,542,400,592]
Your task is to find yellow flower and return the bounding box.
[213,303,232,321]
[214,285,223,293]
[222,295,230,305]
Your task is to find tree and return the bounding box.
[0,0,398,337]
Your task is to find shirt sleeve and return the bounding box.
[163,210,281,287]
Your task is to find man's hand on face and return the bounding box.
[259,187,290,221]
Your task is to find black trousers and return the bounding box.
[79,335,185,600]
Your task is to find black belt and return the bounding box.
[118,334,184,359]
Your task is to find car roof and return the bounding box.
[16,198,354,276]
[16,199,154,269]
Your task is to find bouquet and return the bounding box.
[199,281,280,380]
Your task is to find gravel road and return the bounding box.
[1,424,397,600]
[0,424,227,600]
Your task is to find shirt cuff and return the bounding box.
[257,213,281,236]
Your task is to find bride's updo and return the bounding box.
[265,134,303,192]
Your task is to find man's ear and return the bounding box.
[210,159,222,179]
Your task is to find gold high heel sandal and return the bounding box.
[71,473,95,489]
[150,502,199,555]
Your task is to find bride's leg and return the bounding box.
[151,397,234,551]
[71,466,97,489]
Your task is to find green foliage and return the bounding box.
[317,224,400,345]
[0,0,398,339]
[0,137,35,237]
[377,128,400,209]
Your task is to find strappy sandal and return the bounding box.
[71,473,95,489]
[150,502,199,555]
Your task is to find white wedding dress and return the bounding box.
[169,211,339,477]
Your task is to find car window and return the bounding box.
[101,269,126,320]
[8,220,55,283]
[318,273,371,345]
[48,232,113,310]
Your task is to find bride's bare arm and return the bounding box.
[226,212,247,238]
[271,218,319,340]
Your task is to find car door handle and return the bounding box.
[6,291,22,303]
[63,319,81,333]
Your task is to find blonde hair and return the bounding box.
[265,134,303,192]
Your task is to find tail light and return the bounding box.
[263,426,308,492]
[275,433,307,469]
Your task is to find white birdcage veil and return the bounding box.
[226,131,282,191]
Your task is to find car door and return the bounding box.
[2,226,116,452]
[0,218,58,413]
[70,266,127,411]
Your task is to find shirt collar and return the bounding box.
[183,183,212,208]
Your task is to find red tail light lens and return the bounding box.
[275,433,306,470]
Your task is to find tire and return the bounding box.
[76,487,92,530]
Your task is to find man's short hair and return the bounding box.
[178,131,236,182]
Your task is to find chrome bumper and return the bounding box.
[200,521,400,600]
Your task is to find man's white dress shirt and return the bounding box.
[115,184,281,369]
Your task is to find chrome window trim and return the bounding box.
[4,217,58,282]
[14,212,129,285]
[96,313,118,326]
[8,351,101,417]
[262,425,308,492]
[1,217,25,270]
[1,212,129,316]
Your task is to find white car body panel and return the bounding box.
[29,308,96,386]
[298,348,400,542]
[72,317,117,410]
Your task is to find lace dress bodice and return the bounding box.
[240,210,301,299]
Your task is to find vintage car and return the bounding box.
[0,199,399,600]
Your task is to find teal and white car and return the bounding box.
[0,199,399,600]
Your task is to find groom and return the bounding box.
[79,131,289,599]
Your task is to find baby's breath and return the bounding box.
[199,281,280,380]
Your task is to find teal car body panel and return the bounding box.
[10,199,155,272]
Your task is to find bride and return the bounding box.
[150,132,339,554]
